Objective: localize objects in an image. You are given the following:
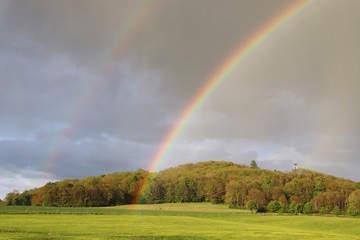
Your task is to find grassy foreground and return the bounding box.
[0,203,359,239]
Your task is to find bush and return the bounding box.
[346,206,358,217]
[289,203,303,214]
[289,203,297,214]
[303,202,313,215]
[246,200,257,212]
[319,207,327,215]
[267,200,282,213]
[333,206,341,216]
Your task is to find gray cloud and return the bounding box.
[0,0,360,199]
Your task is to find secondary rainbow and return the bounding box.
[43,0,161,175]
[145,0,312,175]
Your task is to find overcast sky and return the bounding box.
[1,0,359,199]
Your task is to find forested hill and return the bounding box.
[3,161,360,215]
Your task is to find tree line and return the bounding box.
[2,161,360,216]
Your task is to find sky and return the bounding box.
[0,0,359,199]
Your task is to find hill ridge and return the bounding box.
[3,160,360,215]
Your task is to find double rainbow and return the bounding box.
[139,0,312,201]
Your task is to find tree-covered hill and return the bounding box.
[3,161,360,215]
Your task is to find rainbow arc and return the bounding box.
[137,0,313,203]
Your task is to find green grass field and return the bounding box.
[0,203,359,239]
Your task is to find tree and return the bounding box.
[163,182,176,203]
[175,177,197,202]
[250,160,259,169]
[347,189,360,211]
[272,187,288,209]
[146,178,165,204]
[18,191,32,206]
[312,192,341,213]
[205,173,225,204]
[225,180,247,208]
[314,176,326,195]
[246,188,267,209]
[3,160,359,209]
[5,190,21,205]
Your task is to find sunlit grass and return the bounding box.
[0,203,249,216]
[109,202,248,212]
[0,203,359,239]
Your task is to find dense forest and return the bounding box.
[3,161,360,215]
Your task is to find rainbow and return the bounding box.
[44,0,161,175]
[137,0,313,202]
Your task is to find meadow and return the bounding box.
[0,203,359,239]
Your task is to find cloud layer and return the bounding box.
[1,0,359,199]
